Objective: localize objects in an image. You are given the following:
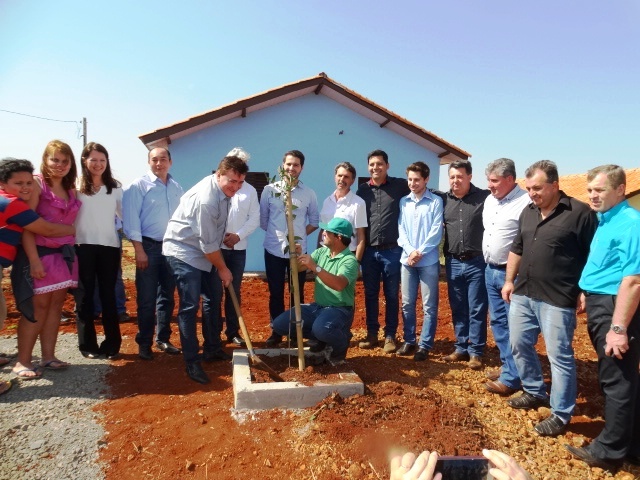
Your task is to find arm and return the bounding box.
[23,218,75,237]
[355,227,365,262]
[122,184,148,269]
[397,201,421,266]
[205,249,232,287]
[416,199,444,257]
[23,179,45,278]
[298,253,348,291]
[501,251,522,303]
[306,189,319,234]
[229,186,260,246]
[259,185,270,231]
[605,274,640,359]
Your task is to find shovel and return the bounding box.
[227,284,284,382]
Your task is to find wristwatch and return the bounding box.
[610,324,627,334]
[315,265,322,274]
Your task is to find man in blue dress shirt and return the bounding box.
[123,147,184,360]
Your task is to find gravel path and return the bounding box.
[0,332,109,480]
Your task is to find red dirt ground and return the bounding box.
[2,254,638,479]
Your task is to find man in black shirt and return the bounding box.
[356,150,410,353]
[438,160,490,370]
[502,160,597,437]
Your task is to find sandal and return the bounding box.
[12,367,42,380]
[0,380,12,395]
[39,359,70,370]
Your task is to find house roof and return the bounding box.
[517,167,640,204]
[139,72,471,164]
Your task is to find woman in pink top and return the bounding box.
[12,140,81,379]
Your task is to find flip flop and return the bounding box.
[39,359,70,370]
[12,367,42,380]
[0,357,10,367]
[0,380,12,395]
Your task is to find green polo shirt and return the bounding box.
[311,246,359,307]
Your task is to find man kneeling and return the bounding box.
[272,218,359,364]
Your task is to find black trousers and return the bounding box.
[586,293,640,459]
[75,244,122,355]
[264,250,306,322]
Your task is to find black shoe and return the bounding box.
[81,351,102,359]
[308,340,327,353]
[186,362,210,384]
[227,336,246,346]
[507,391,550,410]
[397,343,416,356]
[565,445,621,471]
[156,341,181,355]
[414,347,429,362]
[138,346,153,361]
[202,348,232,362]
[265,332,282,348]
[534,414,567,437]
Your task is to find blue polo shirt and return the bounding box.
[579,200,640,295]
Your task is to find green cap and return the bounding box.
[319,217,353,238]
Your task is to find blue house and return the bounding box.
[138,73,470,272]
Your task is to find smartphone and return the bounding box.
[435,456,493,480]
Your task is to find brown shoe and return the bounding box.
[484,380,518,396]
[485,368,501,381]
[358,333,379,349]
[468,356,483,370]
[443,351,469,362]
[383,336,397,354]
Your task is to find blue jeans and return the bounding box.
[135,238,175,347]
[509,294,577,423]
[445,256,488,357]
[167,256,219,363]
[264,250,306,322]
[272,303,353,360]
[361,246,402,337]
[485,264,520,389]
[400,263,439,350]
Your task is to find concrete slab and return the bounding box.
[232,348,364,410]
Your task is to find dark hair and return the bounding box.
[338,234,351,247]
[367,149,388,164]
[525,160,558,184]
[40,139,77,190]
[218,156,249,176]
[148,146,171,160]
[485,158,516,179]
[0,158,34,183]
[406,161,430,180]
[334,162,356,179]
[448,160,472,175]
[79,142,121,195]
[283,150,305,167]
[587,164,626,190]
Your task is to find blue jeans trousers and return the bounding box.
[485,264,520,389]
[272,303,354,360]
[361,246,402,337]
[509,294,577,423]
[135,238,175,347]
[400,262,439,350]
[445,256,488,357]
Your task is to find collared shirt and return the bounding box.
[163,176,229,272]
[579,200,640,295]
[482,185,530,265]
[398,189,443,267]
[260,180,319,258]
[437,184,490,256]
[511,192,597,308]
[356,176,410,247]
[311,246,359,307]
[123,171,183,242]
[319,190,368,252]
[222,181,260,251]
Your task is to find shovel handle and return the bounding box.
[227,284,255,354]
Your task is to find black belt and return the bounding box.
[488,263,507,269]
[142,236,163,245]
[369,243,398,251]
[448,252,483,262]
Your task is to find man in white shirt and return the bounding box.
[482,158,530,395]
[319,162,367,262]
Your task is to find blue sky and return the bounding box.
[1,0,638,190]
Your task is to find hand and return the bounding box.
[501,281,515,304]
[605,329,629,359]
[218,267,233,288]
[576,293,586,314]
[297,254,316,271]
[389,451,441,480]
[483,449,533,480]
[223,232,240,248]
[30,259,46,280]
[135,250,149,270]
[407,250,423,267]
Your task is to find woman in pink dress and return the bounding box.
[12,140,81,379]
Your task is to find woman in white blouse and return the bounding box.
[74,142,123,359]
